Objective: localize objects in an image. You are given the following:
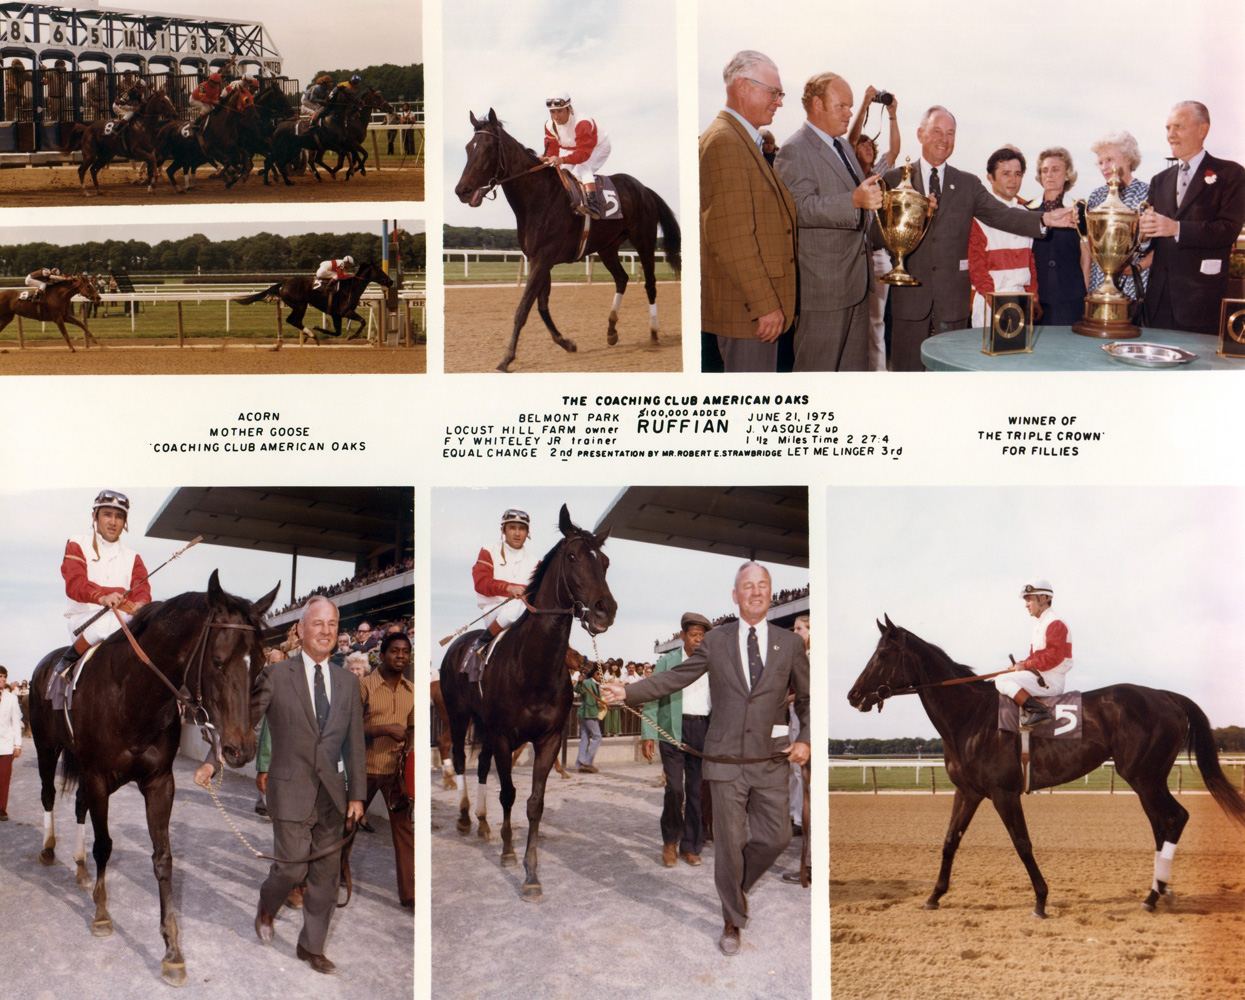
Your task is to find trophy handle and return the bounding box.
[1134,201,1152,253]
[877,177,889,196]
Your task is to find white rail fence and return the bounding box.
[443,247,674,281]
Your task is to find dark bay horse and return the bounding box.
[232,261,394,348]
[61,91,177,196]
[848,617,1245,917]
[455,109,682,372]
[314,86,391,180]
[439,505,616,900]
[28,572,278,985]
[0,274,102,350]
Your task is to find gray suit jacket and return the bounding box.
[624,621,809,787]
[774,122,872,312]
[882,161,1043,327]
[252,655,366,822]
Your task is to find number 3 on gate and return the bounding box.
[1053,703,1078,736]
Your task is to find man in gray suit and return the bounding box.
[774,72,883,371]
[601,563,810,957]
[200,596,365,974]
[883,106,1076,370]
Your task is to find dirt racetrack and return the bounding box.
[0,340,425,375]
[0,162,423,205]
[445,282,682,373]
[830,794,1245,1000]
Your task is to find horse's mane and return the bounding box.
[126,586,265,642]
[478,115,540,167]
[899,626,977,681]
[525,519,599,596]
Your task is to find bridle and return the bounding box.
[517,536,605,636]
[864,629,1043,707]
[469,125,550,202]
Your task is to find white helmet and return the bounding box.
[1019,579,1053,598]
[546,90,572,110]
[342,255,354,266]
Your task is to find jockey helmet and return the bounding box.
[92,490,130,518]
[318,74,333,85]
[342,255,354,266]
[1019,579,1053,598]
[501,508,530,528]
[50,267,61,275]
[208,71,222,84]
[350,74,362,85]
[546,90,572,110]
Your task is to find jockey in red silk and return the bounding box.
[995,579,1072,727]
[541,90,612,219]
[471,508,539,655]
[54,491,152,678]
[315,256,354,311]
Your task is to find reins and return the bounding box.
[870,641,1045,704]
[471,126,551,201]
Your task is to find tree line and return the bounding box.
[312,63,423,104]
[443,226,521,250]
[0,231,426,278]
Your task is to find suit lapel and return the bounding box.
[811,125,854,190]
[1176,155,1214,219]
[721,621,748,696]
[718,111,794,223]
[289,657,318,733]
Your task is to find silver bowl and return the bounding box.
[1101,341,1198,368]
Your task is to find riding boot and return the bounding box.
[54,634,90,679]
[472,620,503,657]
[585,189,604,219]
[1018,695,1054,728]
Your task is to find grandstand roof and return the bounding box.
[145,487,412,561]
[593,486,808,568]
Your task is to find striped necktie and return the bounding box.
[747,627,764,689]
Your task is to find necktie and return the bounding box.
[747,627,764,689]
[928,166,942,201]
[313,662,328,731]
[834,139,861,186]
[1176,162,1191,205]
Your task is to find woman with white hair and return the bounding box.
[1084,130,1151,303]
[1031,146,1088,326]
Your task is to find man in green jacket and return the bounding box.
[641,612,712,868]
[575,663,605,773]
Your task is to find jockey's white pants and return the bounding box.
[995,668,1068,699]
[189,97,212,116]
[24,276,46,292]
[67,609,129,647]
[480,597,525,631]
[563,139,611,187]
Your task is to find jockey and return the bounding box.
[996,579,1071,727]
[111,77,146,122]
[471,508,540,655]
[541,90,612,219]
[315,256,354,311]
[189,72,224,117]
[326,74,361,111]
[222,75,257,109]
[301,74,334,123]
[24,267,69,302]
[53,491,152,679]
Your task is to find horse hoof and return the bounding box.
[495,363,511,373]
[521,883,542,902]
[1141,900,1157,913]
[161,962,187,987]
[91,919,113,937]
[1031,910,1047,919]
[477,823,491,841]
[76,862,90,886]
[456,819,471,836]
[922,901,939,911]
[607,330,618,346]
[39,848,56,866]
[565,340,578,353]
[500,853,518,868]
[442,776,458,791]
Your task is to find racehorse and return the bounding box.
[0,274,102,351]
[455,110,682,372]
[848,616,1245,917]
[313,86,392,180]
[61,91,178,196]
[439,505,616,900]
[232,261,394,348]
[28,572,278,986]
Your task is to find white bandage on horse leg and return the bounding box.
[455,773,466,792]
[649,302,658,331]
[610,292,623,317]
[1154,840,1177,884]
[44,811,54,841]
[476,778,489,816]
[74,822,87,863]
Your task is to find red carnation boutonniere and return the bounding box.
[1204,170,1218,185]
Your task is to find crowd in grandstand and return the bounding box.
[272,556,414,617]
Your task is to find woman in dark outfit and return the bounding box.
[1031,146,1088,325]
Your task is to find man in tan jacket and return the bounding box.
[700,50,798,372]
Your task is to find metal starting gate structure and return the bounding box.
[0,3,290,154]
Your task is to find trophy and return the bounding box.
[877,158,934,285]
[1071,169,1148,339]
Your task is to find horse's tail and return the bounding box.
[234,283,282,305]
[1174,691,1245,829]
[58,123,86,153]
[652,191,682,274]
[60,747,82,797]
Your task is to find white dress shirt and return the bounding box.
[723,107,763,150]
[736,617,769,691]
[300,650,332,711]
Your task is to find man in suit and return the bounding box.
[883,107,1075,370]
[1140,101,1245,336]
[701,50,798,372]
[602,564,810,957]
[197,596,365,974]
[774,72,883,371]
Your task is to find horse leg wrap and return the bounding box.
[476,779,489,816]
[610,292,623,318]
[75,823,87,863]
[454,773,466,792]
[44,811,54,842]
[1152,841,1177,889]
[649,303,658,332]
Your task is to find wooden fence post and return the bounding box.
[176,301,184,347]
[870,766,877,795]
[16,315,23,349]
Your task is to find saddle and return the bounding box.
[46,642,102,713]
[461,626,510,684]
[997,691,1082,739]
[554,171,623,221]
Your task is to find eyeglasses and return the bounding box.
[357,627,372,633]
[743,77,784,101]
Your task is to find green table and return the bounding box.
[920,325,1240,371]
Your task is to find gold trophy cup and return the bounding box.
[1071,168,1147,339]
[877,158,934,285]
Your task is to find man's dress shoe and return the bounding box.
[718,920,741,956]
[254,905,274,944]
[296,943,336,974]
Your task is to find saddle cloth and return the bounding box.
[460,626,511,683]
[998,691,1083,739]
[18,290,31,300]
[295,118,314,137]
[592,175,623,220]
[47,642,102,712]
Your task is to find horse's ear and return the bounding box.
[593,523,610,547]
[487,108,499,125]
[207,569,224,604]
[883,613,895,631]
[876,618,886,635]
[469,111,480,129]
[559,504,573,536]
[252,581,280,618]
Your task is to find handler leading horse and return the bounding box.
[28,572,278,985]
[848,616,1245,917]
[455,109,682,372]
[439,505,616,900]
[0,274,102,351]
